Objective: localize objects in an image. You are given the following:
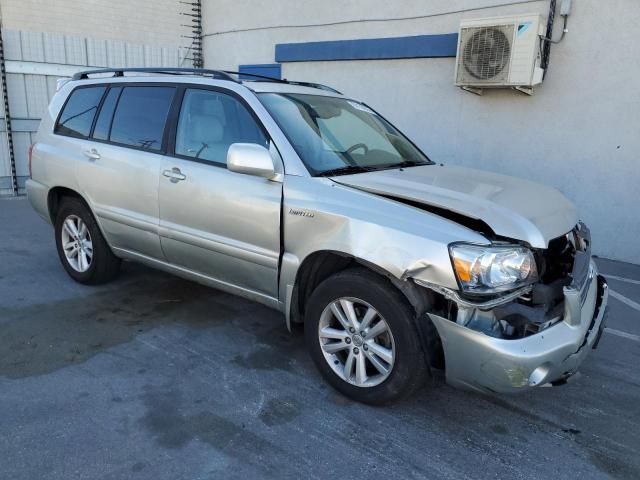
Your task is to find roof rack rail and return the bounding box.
[70,67,342,94]
[71,67,239,82]
[222,70,287,83]
[287,81,342,95]
[221,70,342,94]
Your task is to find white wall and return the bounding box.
[0,0,184,46]
[0,29,184,195]
[203,0,640,263]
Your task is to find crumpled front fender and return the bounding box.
[278,176,490,297]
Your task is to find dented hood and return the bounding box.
[331,165,578,248]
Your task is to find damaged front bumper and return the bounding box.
[428,260,608,394]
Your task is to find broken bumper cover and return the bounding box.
[429,260,608,394]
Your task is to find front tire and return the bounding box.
[305,268,427,404]
[54,196,120,284]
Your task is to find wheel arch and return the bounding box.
[47,187,112,250]
[289,249,436,328]
[47,186,92,224]
[292,249,445,375]
[48,186,122,284]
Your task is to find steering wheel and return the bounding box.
[345,143,369,156]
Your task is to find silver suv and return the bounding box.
[27,68,608,404]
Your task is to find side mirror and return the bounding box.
[227,143,275,179]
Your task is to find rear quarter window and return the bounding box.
[92,87,122,141]
[54,86,106,138]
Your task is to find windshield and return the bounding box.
[258,93,432,176]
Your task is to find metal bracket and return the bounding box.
[461,86,484,96]
[514,86,535,96]
[0,26,18,195]
[181,0,203,67]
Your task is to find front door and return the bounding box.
[158,87,282,298]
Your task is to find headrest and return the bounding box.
[190,114,223,143]
[191,96,226,126]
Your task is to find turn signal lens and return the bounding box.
[453,257,471,282]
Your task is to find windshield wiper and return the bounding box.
[379,160,431,170]
[315,165,377,177]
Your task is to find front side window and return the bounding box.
[109,86,175,151]
[258,93,431,176]
[55,86,106,138]
[175,89,267,165]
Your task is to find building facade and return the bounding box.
[0,0,637,264]
[0,0,189,196]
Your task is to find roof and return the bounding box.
[244,81,345,97]
[67,67,344,96]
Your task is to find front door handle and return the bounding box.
[83,148,100,160]
[163,167,186,183]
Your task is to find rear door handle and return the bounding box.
[83,148,100,160]
[163,167,186,183]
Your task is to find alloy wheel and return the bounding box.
[318,297,396,388]
[61,214,93,272]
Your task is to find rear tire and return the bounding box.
[54,196,120,284]
[305,268,427,404]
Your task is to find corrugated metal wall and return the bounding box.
[0,29,184,195]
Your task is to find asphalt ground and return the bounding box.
[1,197,639,479]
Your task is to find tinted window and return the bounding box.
[109,86,175,151]
[92,87,122,141]
[55,86,105,138]
[175,89,267,164]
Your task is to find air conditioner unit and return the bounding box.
[455,14,545,95]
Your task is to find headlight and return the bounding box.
[449,243,538,294]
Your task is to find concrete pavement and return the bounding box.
[1,197,639,479]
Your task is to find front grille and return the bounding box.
[537,230,577,284]
[497,223,592,339]
[569,223,592,289]
[579,264,595,305]
[527,223,592,310]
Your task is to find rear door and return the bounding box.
[73,84,176,259]
[158,86,282,298]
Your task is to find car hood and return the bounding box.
[330,165,578,248]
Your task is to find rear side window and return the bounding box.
[55,86,106,138]
[109,86,175,151]
[92,87,122,141]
